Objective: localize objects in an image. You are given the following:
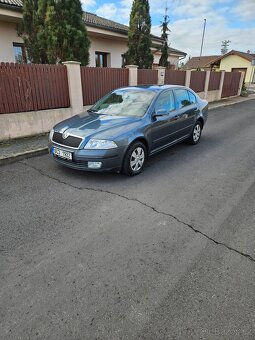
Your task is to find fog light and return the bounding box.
[88,161,102,169]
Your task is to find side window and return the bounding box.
[188,91,197,104]
[175,89,191,109]
[155,91,175,113]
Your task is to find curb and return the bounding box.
[208,95,255,111]
[0,147,48,166]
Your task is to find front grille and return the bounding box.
[52,132,82,148]
[53,156,88,169]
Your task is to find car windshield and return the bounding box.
[89,90,156,117]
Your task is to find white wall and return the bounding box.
[0,20,23,62]
[88,35,127,68]
[153,52,180,69]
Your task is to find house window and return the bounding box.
[13,43,26,63]
[121,54,126,68]
[95,52,108,67]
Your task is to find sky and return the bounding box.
[80,0,255,61]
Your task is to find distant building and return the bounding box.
[184,50,255,83]
[183,55,220,71]
[211,50,255,83]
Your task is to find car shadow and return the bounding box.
[53,134,217,187]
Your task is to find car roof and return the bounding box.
[116,85,187,92]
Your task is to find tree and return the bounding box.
[126,0,153,69]
[17,0,49,63]
[159,9,171,68]
[45,0,90,65]
[17,0,90,65]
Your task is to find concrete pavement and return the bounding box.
[0,93,255,165]
[1,99,255,339]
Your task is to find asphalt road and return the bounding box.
[1,100,255,340]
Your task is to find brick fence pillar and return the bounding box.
[204,71,211,99]
[155,66,166,85]
[125,65,138,86]
[237,71,245,96]
[62,61,83,115]
[185,70,191,87]
[218,71,225,100]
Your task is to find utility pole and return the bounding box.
[199,19,206,58]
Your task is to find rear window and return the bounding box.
[175,89,192,109]
[188,91,197,104]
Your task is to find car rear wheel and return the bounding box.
[188,121,202,145]
[122,142,147,176]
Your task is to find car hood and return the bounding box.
[54,111,143,140]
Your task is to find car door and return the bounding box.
[150,90,179,152]
[173,89,199,138]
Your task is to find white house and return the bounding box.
[0,0,186,68]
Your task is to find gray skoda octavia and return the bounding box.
[49,85,208,176]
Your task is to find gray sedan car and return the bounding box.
[49,85,208,175]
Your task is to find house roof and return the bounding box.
[168,47,186,57]
[84,13,186,56]
[83,12,128,35]
[0,0,22,8]
[83,12,164,43]
[212,50,255,63]
[184,55,220,69]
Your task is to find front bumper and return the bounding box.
[49,142,125,172]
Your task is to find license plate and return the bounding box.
[52,147,72,161]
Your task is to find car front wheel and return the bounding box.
[188,121,202,145]
[122,141,147,176]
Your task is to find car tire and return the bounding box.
[122,141,147,176]
[188,121,202,145]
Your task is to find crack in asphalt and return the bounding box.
[20,161,255,264]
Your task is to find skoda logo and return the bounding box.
[62,131,69,139]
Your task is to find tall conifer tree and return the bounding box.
[18,0,90,65]
[18,0,49,63]
[126,0,153,69]
[45,0,90,65]
[159,9,170,68]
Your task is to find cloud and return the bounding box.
[233,0,255,21]
[151,0,255,61]
[152,17,255,62]
[81,0,97,11]
[96,3,117,19]
[95,0,131,23]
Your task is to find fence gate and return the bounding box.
[221,72,241,98]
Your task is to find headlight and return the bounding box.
[49,128,54,141]
[84,139,117,150]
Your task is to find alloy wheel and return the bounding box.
[130,147,145,172]
[193,124,201,143]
